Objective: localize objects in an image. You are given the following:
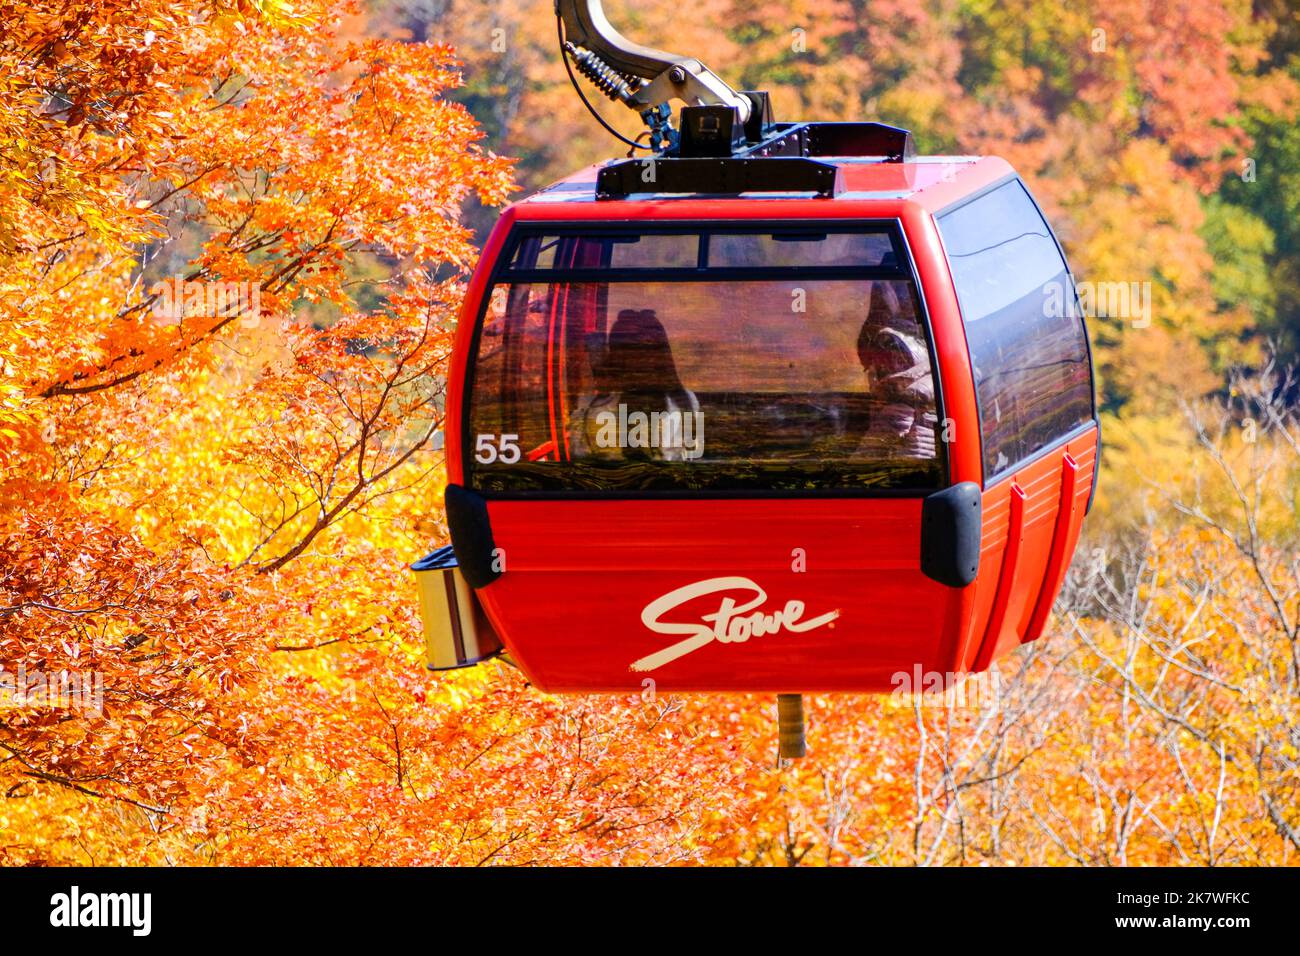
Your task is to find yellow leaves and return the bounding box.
[3,0,1297,868]
[213,0,324,32]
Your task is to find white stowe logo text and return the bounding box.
[631,576,840,672]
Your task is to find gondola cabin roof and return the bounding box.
[513,155,1016,217]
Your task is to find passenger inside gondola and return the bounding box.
[568,308,703,461]
[855,283,937,459]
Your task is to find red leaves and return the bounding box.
[4,0,1296,868]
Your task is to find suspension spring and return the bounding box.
[564,42,639,103]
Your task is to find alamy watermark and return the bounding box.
[591,403,705,459]
[1043,274,1152,328]
[889,665,1002,713]
[50,886,151,936]
[149,275,262,328]
[0,663,104,717]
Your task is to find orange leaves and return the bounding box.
[0,495,273,815]
[2,0,512,404]
[3,0,1298,868]
[0,0,515,860]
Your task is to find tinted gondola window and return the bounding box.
[938,180,1093,479]
[709,231,896,269]
[510,232,700,270]
[468,228,942,493]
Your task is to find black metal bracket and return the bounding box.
[595,121,915,198]
[734,121,915,162]
[445,484,502,589]
[920,481,982,588]
[597,156,842,198]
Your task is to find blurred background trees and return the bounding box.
[1,0,1298,864]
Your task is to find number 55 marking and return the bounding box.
[475,433,521,464]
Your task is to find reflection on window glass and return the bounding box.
[508,234,557,270]
[609,234,699,269]
[469,270,941,492]
[710,232,896,269]
[509,233,700,270]
[938,180,1093,478]
[504,229,898,274]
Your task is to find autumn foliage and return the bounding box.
[2,0,1299,865]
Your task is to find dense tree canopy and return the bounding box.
[1,0,1298,865]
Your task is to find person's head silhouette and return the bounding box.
[603,308,689,408]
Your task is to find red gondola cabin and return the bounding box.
[423,128,1099,695]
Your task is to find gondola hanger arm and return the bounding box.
[556,0,753,134]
